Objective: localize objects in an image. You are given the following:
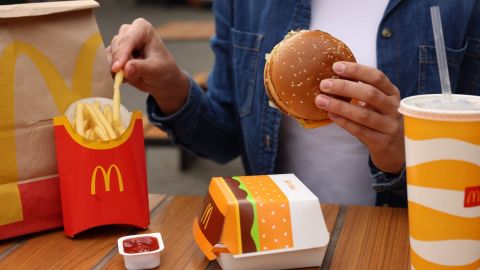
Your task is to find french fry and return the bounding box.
[107,111,113,128]
[93,126,109,141]
[93,101,101,111]
[84,103,114,140]
[85,104,115,139]
[103,104,112,113]
[83,105,89,119]
[89,129,96,141]
[83,119,88,131]
[84,129,92,140]
[114,124,126,137]
[92,105,117,139]
[113,71,123,129]
[75,103,85,136]
[103,105,113,130]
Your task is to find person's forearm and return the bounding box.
[147,81,241,164]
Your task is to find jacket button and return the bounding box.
[381,27,393,38]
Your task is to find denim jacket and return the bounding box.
[148,0,480,206]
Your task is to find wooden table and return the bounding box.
[0,194,410,269]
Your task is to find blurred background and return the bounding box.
[5,0,244,195]
[97,0,244,196]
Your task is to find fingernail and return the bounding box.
[315,95,329,107]
[112,60,120,71]
[332,62,346,74]
[320,79,333,92]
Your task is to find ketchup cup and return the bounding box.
[118,232,164,269]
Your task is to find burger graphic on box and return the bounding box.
[193,174,329,270]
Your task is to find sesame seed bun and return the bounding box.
[264,30,356,128]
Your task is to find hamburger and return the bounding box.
[264,30,356,128]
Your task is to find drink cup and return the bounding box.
[398,94,480,269]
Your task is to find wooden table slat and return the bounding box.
[103,196,209,270]
[0,194,165,270]
[330,205,409,270]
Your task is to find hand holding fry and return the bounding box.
[106,18,189,115]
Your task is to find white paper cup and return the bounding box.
[398,94,480,270]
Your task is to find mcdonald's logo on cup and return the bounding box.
[90,164,124,195]
[464,186,480,208]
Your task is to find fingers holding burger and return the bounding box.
[264,30,356,128]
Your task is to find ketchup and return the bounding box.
[123,236,159,254]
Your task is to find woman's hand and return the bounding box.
[106,18,189,115]
[315,61,405,173]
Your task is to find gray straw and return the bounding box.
[430,6,452,98]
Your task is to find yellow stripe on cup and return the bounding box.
[407,160,480,191]
[408,201,480,241]
[404,115,480,145]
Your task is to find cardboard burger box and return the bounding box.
[193,174,329,270]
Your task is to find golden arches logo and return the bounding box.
[465,186,480,207]
[200,203,213,230]
[90,164,125,195]
[0,33,104,225]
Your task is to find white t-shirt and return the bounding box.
[275,0,389,205]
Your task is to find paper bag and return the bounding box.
[0,0,112,240]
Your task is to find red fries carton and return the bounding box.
[53,98,149,237]
[193,174,329,270]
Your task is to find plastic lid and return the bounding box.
[398,94,480,122]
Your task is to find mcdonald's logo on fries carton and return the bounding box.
[54,98,149,237]
[90,164,124,195]
[193,174,330,270]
